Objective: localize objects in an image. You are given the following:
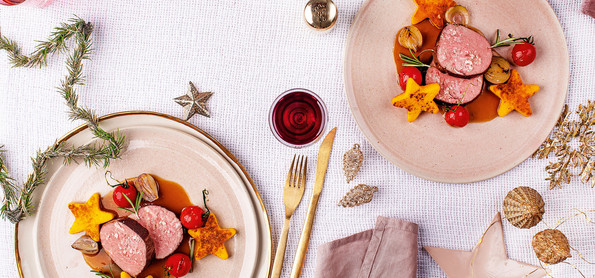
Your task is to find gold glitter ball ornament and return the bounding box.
[343,144,364,183]
[304,0,338,31]
[532,229,571,264]
[338,184,378,207]
[502,186,545,229]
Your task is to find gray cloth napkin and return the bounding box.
[584,0,595,18]
[314,217,418,278]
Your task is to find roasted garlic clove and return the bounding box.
[71,234,99,255]
[135,173,160,202]
[485,57,511,84]
[445,5,470,25]
[398,25,423,52]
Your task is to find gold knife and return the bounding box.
[290,127,337,278]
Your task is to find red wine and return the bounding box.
[270,89,327,147]
[0,0,26,5]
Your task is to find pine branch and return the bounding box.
[0,17,126,223]
[0,17,85,68]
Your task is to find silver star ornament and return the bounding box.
[174,81,213,120]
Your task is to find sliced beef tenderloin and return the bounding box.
[137,205,184,259]
[435,24,492,76]
[426,66,483,104]
[99,218,154,276]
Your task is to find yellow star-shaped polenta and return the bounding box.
[489,69,540,117]
[392,78,441,122]
[188,213,236,260]
[68,193,115,241]
[411,0,457,28]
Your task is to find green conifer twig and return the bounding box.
[0,17,125,223]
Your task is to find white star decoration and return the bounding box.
[425,213,546,278]
[174,81,213,120]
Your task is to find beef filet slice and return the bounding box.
[100,218,155,276]
[426,66,483,104]
[435,24,492,76]
[137,205,184,259]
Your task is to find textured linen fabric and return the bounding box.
[0,0,594,277]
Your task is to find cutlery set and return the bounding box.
[271,127,337,278]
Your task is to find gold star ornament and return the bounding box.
[188,213,237,260]
[411,0,457,28]
[392,78,440,122]
[489,69,540,117]
[68,193,115,241]
[424,213,546,278]
[174,81,213,120]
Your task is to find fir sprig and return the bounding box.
[0,17,86,68]
[0,17,126,223]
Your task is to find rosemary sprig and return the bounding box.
[0,17,126,223]
[490,29,534,48]
[118,191,143,216]
[399,49,431,68]
[91,265,115,278]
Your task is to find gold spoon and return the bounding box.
[304,0,338,31]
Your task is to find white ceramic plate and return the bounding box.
[16,111,272,278]
[344,0,569,183]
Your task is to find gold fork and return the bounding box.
[271,155,307,278]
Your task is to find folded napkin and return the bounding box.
[314,217,418,278]
[584,0,595,18]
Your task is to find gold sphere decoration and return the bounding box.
[304,0,338,31]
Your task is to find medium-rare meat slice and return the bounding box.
[137,205,184,259]
[99,218,154,276]
[435,24,492,76]
[426,66,483,104]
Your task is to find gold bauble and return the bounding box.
[502,186,545,229]
[304,0,338,31]
[532,229,571,264]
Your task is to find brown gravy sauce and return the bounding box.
[83,176,194,278]
[393,20,500,124]
[393,19,441,75]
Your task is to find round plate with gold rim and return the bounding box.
[344,0,568,183]
[15,111,272,277]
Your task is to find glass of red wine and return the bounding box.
[269,88,328,148]
[0,0,53,6]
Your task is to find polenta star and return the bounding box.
[392,78,440,122]
[174,81,213,120]
[68,193,115,241]
[411,0,457,28]
[188,213,236,260]
[489,69,540,117]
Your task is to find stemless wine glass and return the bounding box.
[0,0,53,7]
[269,88,328,148]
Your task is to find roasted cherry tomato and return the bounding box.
[444,105,469,127]
[512,42,536,67]
[113,184,137,208]
[398,67,423,91]
[180,206,205,229]
[165,253,192,277]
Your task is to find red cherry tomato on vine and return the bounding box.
[512,42,536,67]
[180,206,205,229]
[398,67,423,91]
[444,105,469,127]
[165,253,191,277]
[113,184,137,208]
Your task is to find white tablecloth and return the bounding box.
[1,0,594,277]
